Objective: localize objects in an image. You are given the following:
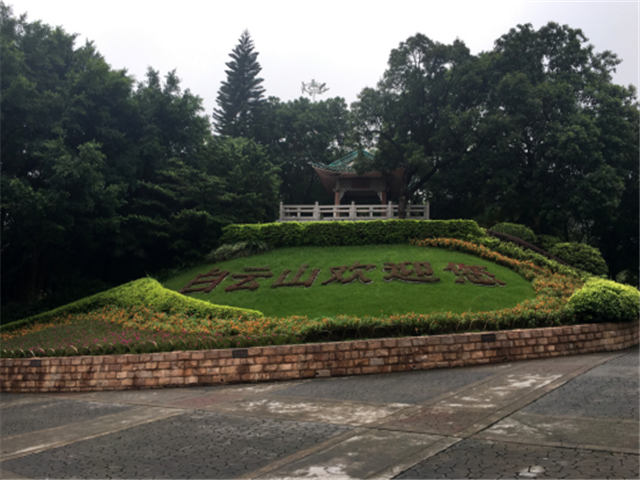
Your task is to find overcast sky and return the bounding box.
[9,0,639,119]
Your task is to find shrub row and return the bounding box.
[220,219,486,247]
[0,278,263,334]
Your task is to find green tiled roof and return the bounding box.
[309,150,375,173]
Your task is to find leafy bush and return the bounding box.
[220,219,486,247]
[550,243,608,276]
[536,234,562,252]
[206,240,272,263]
[0,278,263,333]
[568,279,639,323]
[489,222,537,244]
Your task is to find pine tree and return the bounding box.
[213,30,265,138]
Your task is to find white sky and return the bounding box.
[9,0,639,119]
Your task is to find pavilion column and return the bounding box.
[334,191,341,205]
[381,191,387,205]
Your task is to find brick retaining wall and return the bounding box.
[1,321,638,393]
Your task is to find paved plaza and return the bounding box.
[1,346,638,479]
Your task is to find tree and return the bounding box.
[213,30,265,139]
[350,34,482,217]
[207,137,281,224]
[260,96,350,204]
[113,68,220,276]
[427,23,638,283]
[0,5,131,303]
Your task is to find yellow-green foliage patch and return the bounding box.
[1,278,262,334]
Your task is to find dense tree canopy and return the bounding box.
[260,96,350,204]
[350,34,482,217]
[351,24,638,283]
[0,7,280,313]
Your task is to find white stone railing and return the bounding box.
[278,201,430,222]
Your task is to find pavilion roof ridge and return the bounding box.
[309,150,375,173]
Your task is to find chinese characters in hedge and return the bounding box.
[179,261,506,294]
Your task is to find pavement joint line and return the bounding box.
[0,406,182,462]
[235,427,370,480]
[0,395,53,409]
[475,435,640,455]
[475,412,640,454]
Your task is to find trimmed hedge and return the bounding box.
[220,219,486,247]
[550,243,608,276]
[568,278,640,323]
[490,222,537,244]
[0,278,263,333]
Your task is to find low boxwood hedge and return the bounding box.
[0,278,263,334]
[220,219,486,247]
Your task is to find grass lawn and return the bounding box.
[163,244,536,318]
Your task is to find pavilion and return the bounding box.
[277,150,429,221]
[309,150,405,205]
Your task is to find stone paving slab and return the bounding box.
[1,411,352,479]
[521,362,639,420]
[1,399,134,438]
[393,438,640,479]
[1,406,180,461]
[202,396,411,426]
[478,412,640,452]
[273,366,496,404]
[379,370,565,435]
[263,429,446,480]
[50,386,209,406]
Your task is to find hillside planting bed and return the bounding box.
[1,238,588,358]
[2,219,638,392]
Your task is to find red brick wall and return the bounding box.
[2,321,638,393]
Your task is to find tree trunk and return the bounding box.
[398,194,408,219]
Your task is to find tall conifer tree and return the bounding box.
[213,30,265,138]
